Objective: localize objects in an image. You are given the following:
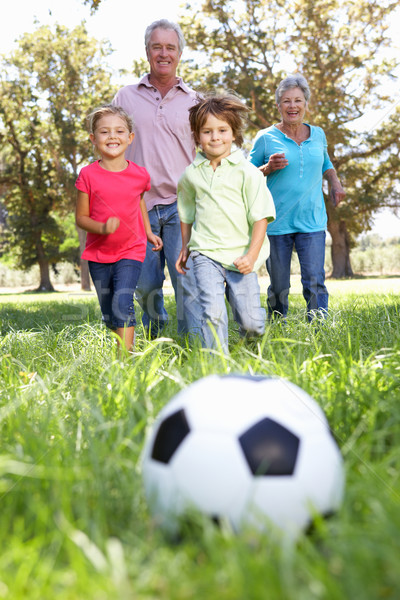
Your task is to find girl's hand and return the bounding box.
[175,247,191,275]
[104,216,120,234]
[148,234,163,251]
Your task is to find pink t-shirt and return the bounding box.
[112,75,197,211]
[76,160,151,263]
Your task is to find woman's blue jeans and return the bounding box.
[266,231,328,321]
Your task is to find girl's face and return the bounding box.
[198,114,235,167]
[90,114,134,160]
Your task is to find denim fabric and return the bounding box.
[134,201,202,336]
[88,259,142,329]
[266,231,328,321]
[192,252,266,353]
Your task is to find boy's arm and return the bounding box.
[233,218,268,275]
[140,196,163,251]
[76,190,120,234]
[175,222,193,275]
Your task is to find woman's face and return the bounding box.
[277,87,307,126]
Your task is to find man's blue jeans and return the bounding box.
[192,252,266,353]
[266,231,328,321]
[135,201,202,336]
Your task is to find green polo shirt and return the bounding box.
[177,149,275,272]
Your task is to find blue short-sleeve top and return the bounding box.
[249,124,333,235]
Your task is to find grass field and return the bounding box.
[1,280,400,599]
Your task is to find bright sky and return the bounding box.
[0,0,186,81]
[1,0,399,238]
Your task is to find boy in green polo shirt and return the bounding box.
[176,93,275,353]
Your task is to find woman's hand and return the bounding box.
[259,153,288,176]
[324,169,346,206]
[329,182,346,207]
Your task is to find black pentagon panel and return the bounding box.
[220,374,271,383]
[151,409,190,464]
[239,418,300,476]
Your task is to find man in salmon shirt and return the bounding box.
[112,19,201,339]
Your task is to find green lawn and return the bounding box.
[0,282,399,599]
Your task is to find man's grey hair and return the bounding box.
[275,75,311,104]
[145,19,185,53]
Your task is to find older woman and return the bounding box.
[249,74,345,321]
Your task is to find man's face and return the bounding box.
[146,28,182,80]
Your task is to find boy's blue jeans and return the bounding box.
[134,202,202,337]
[192,252,266,353]
[266,231,328,321]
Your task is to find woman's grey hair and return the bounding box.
[145,19,185,53]
[275,75,311,104]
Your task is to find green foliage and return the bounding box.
[350,236,400,274]
[0,290,400,598]
[179,0,400,276]
[83,0,102,12]
[0,24,116,289]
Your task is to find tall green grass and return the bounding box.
[0,290,400,599]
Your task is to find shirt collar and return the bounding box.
[138,74,191,94]
[193,147,244,167]
[273,123,313,139]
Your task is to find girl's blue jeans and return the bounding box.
[89,259,142,329]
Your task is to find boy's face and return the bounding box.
[198,114,235,167]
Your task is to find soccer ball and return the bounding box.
[141,375,344,538]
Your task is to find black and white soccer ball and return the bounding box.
[141,375,344,537]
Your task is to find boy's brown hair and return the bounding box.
[189,92,250,147]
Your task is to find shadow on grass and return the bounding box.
[327,274,400,280]
[0,298,100,334]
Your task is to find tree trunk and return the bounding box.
[37,258,54,291]
[80,259,91,291]
[33,231,54,291]
[77,227,91,291]
[328,218,354,278]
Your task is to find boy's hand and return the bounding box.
[233,254,255,275]
[148,234,163,251]
[104,217,120,234]
[175,247,191,275]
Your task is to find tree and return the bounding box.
[83,0,102,11]
[0,24,115,290]
[179,0,400,277]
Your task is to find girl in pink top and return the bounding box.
[76,105,162,353]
